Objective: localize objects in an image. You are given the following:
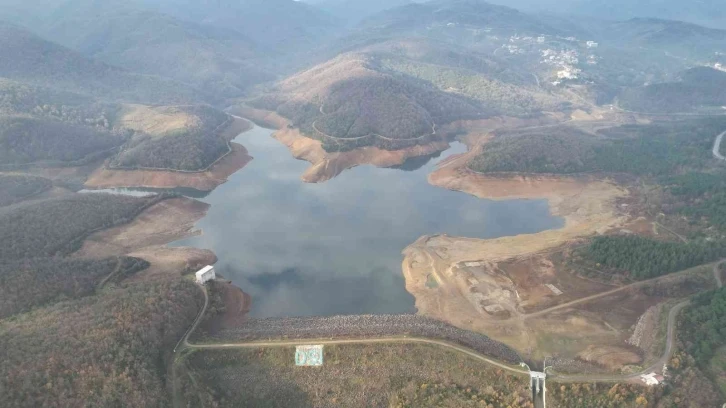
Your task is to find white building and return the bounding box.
[640,373,663,386]
[195,265,216,285]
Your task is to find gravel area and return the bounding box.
[206,314,523,365]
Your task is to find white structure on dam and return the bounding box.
[195,265,216,285]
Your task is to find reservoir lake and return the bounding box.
[167,124,564,317]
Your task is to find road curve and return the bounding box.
[714,131,726,161]
[174,282,209,353]
[552,300,689,383]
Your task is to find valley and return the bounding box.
[1,0,726,407]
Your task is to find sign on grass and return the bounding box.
[295,345,324,366]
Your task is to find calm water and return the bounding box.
[169,125,564,317]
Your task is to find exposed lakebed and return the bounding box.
[102,125,566,317]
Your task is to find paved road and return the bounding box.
[713,131,726,161]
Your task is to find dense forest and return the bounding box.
[0,174,51,206]
[0,116,127,167]
[680,288,726,365]
[0,278,203,408]
[469,118,726,175]
[110,106,232,171]
[0,193,159,260]
[662,171,726,233]
[0,256,149,319]
[618,67,726,113]
[579,236,726,280]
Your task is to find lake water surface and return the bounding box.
[169,125,564,317]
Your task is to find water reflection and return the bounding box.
[171,125,565,318]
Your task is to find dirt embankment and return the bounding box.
[84,117,253,190]
[75,197,216,282]
[233,105,452,183]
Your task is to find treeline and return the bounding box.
[580,236,726,280]
[469,117,726,176]
[0,193,159,260]
[661,172,726,233]
[0,115,127,167]
[0,279,203,408]
[110,106,232,171]
[0,173,51,206]
[680,287,726,365]
[0,256,149,319]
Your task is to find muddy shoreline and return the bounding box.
[84,117,253,191]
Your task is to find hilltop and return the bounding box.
[250,53,484,151]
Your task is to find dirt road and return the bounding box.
[524,263,712,319]
[553,300,689,383]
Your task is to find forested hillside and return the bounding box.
[469,118,726,175]
[0,0,270,98]
[0,194,159,260]
[137,0,340,53]
[0,174,51,206]
[0,22,203,104]
[681,288,726,365]
[354,0,570,40]
[0,278,203,408]
[251,54,484,151]
[110,106,232,171]
[0,116,127,167]
[579,236,726,280]
[619,67,726,113]
[0,256,149,319]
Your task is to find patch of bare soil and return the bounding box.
[274,127,450,183]
[126,246,217,283]
[74,197,209,258]
[401,146,630,361]
[235,105,454,183]
[85,142,252,190]
[116,104,201,136]
[577,345,643,370]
